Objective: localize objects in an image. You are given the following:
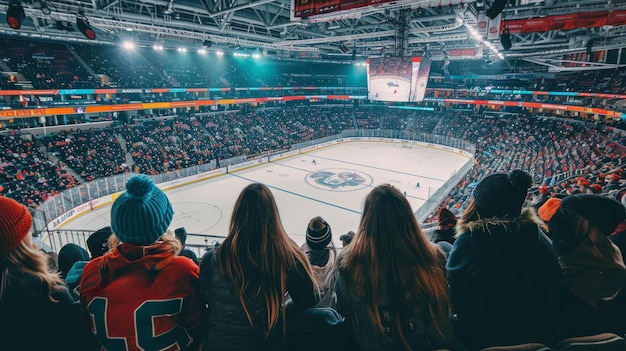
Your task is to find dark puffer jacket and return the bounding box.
[200,248,317,351]
[446,208,562,350]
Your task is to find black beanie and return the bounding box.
[87,226,112,258]
[58,243,89,278]
[306,219,332,250]
[561,194,626,235]
[473,170,532,218]
[175,227,188,245]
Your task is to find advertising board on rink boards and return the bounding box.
[48,167,228,230]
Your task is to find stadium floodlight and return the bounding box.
[216,50,224,56]
[6,1,26,29]
[198,49,207,54]
[122,41,135,50]
[76,14,96,40]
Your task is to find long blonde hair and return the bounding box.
[218,183,318,336]
[0,235,65,302]
[339,184,451,349]
[458,199,480,226]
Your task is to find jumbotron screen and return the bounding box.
[366,57,431,103]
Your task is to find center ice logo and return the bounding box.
[306,169,372,192]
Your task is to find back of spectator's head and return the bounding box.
[610,173,621,182]
[58,243,89,278]
[472,170,532,218]
[539,194,626,252]
[111,176,173,246]
[87,226,112,258]
[437,208,457,229]
[538,184,550,195]
[174,227,187,246]
[0,196,32,257]
[306,216,332,250]
[588,184,603,194]
[339,231,355,247]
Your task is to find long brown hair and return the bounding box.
[339,184,451,349]
[218,183,318,336]
[0,235,65,302]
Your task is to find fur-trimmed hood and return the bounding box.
[456,207,545,237]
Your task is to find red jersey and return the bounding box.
[80,242,205,351]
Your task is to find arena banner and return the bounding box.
[227,158,269,173]
[0,95,623,120]
[486,13,501,40]
[0,86,338,96]
[0,89,59,96]
[49,197,110,230]
[291,0,470,20]
[3,85,626,101]
[504,10,626,34]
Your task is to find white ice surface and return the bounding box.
[61,141,469,247]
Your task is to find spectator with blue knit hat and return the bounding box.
[110,175,173,245]
[80,175,206,351]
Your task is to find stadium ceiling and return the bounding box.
[0,0,625,70]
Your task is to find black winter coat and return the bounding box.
[446,208,562,351]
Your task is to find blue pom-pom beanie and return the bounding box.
[111,175,173,245]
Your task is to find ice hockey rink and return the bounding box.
[61,141,470,247]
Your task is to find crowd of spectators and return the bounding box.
[0,36,369,90]
[0,38,95,89]
[534,69,626,94]
[424,112,626,221]
[3,170,625,351]
[3,105,625,220]
[71,44,170,89]
[2,35,626,119]
[0,134,77,206]
[42,129,129,181]
[120,107,355,175]
[4,33,626,351]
